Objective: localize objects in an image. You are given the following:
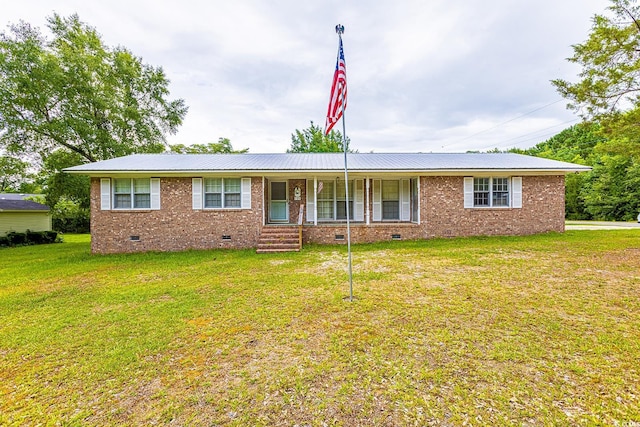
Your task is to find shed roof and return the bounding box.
[64,152,591,175]
[0,196,49,212]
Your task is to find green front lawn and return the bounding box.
[1,232,639,425]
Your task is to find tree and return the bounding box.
[0,14,188,163]
[581,154,640,220]
[552,0,640,118]
[520,122,603,164]
[49,196,90,233]
[514,123,603,220]
[287,121,352,153]
[38,149,90,209]
[0,154,32,192]
[169,138,248,154]
[551,0,640,157]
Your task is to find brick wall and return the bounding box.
[423,175,565,238]
[90,174,565,253]
[90,177,264,254]
[302,222,424,245]
[302,175,565,245]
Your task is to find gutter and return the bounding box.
[64,167,592,177]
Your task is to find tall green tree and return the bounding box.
[520,122,602,164]
[0,154,31,192]
[0,14,188,163]
[551,0,640,156]
[169,138,248,154]
[515,123,603,219]
[287,121,352,153]
[550,0,640,220]
[38,149,90,209]
[552,0,640,118]
[581,154,640,220]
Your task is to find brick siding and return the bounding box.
[90,175,565,253]
[303,176,565,245]
[90,177,264,254]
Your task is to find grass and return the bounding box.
[1,231,640,426]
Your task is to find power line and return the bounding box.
[442,99,566,149]
[478,118,580,151]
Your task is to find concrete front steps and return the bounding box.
[256,225,302,253]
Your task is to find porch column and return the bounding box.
[314,177,318,226]
[262,176,266,226]
[365,177,370,225]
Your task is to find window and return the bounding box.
[473,178,490,207]
[336,180,353,220]
[316,179,355,221]
[411,178,419,223]
[204,178,241,208]
[382,180,399,220]
[317,180,335,220]
[113,178,151,209]
[372,178,416,222]
[472,177,510,208]
[492,178,510,207]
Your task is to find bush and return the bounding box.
[43,231,59,243]
[1,230,59,247]
[51,197,90,233]
[26,230,45,244]
[7,232,27,245]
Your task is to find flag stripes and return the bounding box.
[325,37,347,134]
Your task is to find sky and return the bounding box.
[3,0,612,153]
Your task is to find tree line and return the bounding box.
[511,122,639,221]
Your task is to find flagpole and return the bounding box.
[335,24,353,302]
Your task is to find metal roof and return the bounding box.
[64,152,592,174]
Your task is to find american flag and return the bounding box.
[325,37,347,135]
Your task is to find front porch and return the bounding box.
[258,176,421,253]
[262,177,420,227]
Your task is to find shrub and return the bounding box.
[1,230,59,247]
[26,230,45,244]
[51,197,90,233]
[43,231,59,243]
[6,232,27,245]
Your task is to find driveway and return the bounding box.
[565,220,640,230]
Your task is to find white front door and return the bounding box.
[269,181,288,222]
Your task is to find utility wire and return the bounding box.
[442,99,566,149]
[478,118,580,151]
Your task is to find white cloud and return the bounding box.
[2,0,611,153]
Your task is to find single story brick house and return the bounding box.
[0,194,52,235]
[65,152,590,254]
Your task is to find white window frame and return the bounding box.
[372,178,416,222]
[109,178,160,210]
[335,179,354,221]
[316,179,356,222]
[464,176,521,209]
[307,178,364,223]
[193,177,252,210]
[381,180,400,220]
[317,179,336,221]
[203,178,242,209]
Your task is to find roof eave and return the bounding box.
[66,167,592,176]
[0,209,50,212]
